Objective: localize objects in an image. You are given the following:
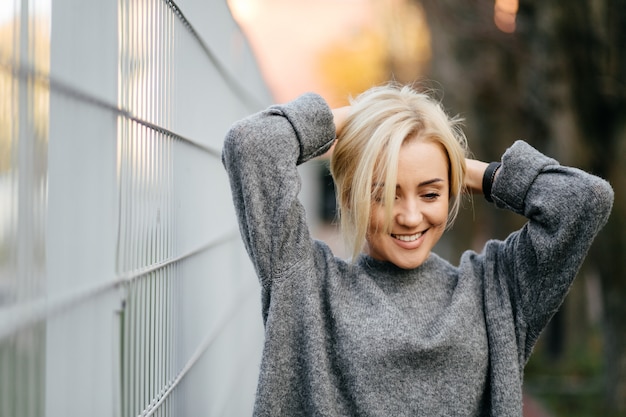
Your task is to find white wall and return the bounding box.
[0,1,270,416]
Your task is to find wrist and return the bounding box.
[332,106,351,137]
[482,162,502,203]
[464,159,489,193]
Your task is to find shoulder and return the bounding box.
[272,239,352,287]
[427,252,461,276]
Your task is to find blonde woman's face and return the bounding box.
[365,140,449,269]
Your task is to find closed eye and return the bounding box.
[423,192,440,200]
[372,194,401,204]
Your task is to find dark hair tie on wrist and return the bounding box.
[482,162,502,203]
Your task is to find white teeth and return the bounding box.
[392,232,423,242]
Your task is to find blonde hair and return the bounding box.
[329,83,468,261]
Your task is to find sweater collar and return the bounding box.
[356,252,438,279]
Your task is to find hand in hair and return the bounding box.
[464,158,490,194]
[321,106,351,159]
[332,106,351,137]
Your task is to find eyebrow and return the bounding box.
[374,178,445,190]
[418,178,445,187]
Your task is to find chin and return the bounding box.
[390,253,429,270]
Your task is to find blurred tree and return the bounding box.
[420,0,625,414]
[317,0,431,107]
[317,28,388,107]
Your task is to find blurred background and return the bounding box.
[1,0,624,416]
[231,0,626,415]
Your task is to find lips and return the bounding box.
[391,231,425,242]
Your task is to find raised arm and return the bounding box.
[222,94,336,288]
[480,141,613,361]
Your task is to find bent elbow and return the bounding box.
[586,176,614,232]
[222,117,258,168]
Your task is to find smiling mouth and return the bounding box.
[391,231,425,242]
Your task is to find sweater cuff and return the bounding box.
[491,140,559,213]
[271,93,336,165]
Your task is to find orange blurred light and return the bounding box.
[494,0,517,33]
[495,0,518,15]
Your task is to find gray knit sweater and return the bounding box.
[222,93,613,417]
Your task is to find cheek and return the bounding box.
[367,204,386,235]
[430,200,450,226]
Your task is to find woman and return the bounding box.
[222,84,613,416]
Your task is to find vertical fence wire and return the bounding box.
[117,0,183,415]
[0,0,49,415]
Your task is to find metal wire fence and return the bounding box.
[0,0,270,416]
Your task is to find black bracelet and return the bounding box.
[482,162,502,203]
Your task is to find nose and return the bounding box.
[395,198,423,227]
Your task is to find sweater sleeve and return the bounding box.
[487,140,613,362]
[221,93,336,289]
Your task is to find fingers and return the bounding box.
[332,106,351,137]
